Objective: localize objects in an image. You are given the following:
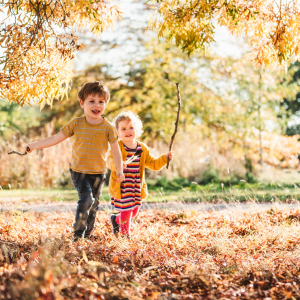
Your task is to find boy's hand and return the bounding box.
[115,169,125,183]
[166,151,174,161]
[25,145,33,153]
[123,162,127,169]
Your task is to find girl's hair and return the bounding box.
[114,111,143,138]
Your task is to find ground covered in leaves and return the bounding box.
[1,206,300,299]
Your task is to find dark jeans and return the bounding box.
[70,169,106,238]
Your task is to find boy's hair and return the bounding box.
[78,81,110,102]
[114,111,143,138]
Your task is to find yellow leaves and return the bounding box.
[0,0,122,108]
[0,44,72,109]
[151,0,300,68]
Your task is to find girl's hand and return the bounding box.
[115,169,125,183]
[166,151,174,161]
[123,162,127,169]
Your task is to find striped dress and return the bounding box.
[111,144,142,211]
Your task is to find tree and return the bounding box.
[1,1,299,108]
[38,40,298,144]
[150,0,300,68]
[279,61,300,135]
[0,0,121,107]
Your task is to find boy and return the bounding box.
[26,81,124,241]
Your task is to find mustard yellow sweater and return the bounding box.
[107,140,168,200]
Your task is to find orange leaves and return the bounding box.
[1,208,300,298]
[112,256,119,264]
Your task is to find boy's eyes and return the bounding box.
[88,100,104,103]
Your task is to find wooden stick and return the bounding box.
[8,147,30,156]
[167,83,181,169]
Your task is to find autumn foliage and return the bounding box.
[0,0,121,107]
[151,0,300,69]
[1,204,300,299]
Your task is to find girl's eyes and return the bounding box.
[121,127,134,130]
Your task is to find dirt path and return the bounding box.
[1,200,300,213]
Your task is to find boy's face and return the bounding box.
[80,94,107,123]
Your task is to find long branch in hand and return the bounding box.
[167,83,181,169]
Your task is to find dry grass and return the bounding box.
[0,135,72,189]
[1,130,248,189]
[1,206,300,299]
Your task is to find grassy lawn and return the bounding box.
[2,181,300,203]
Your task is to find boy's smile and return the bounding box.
[80,94,107,124]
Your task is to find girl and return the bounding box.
[106,111,174,237]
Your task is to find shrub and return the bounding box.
[199,168,219,185]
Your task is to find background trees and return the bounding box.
[1,0,300,188]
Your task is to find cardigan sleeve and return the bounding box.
[106,149,118,172]
[144,147,168,171]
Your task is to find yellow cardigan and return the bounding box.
[107,140,168,200]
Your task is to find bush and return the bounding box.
[245,171,258,183]
[149,176,191,191]
[199,168,219,185]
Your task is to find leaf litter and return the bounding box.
[0,208,300,299]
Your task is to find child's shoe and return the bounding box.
[72,235,82,242]
[110,214,120,234]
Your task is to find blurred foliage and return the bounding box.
[1,40,300,188]
[32,40,299,143]
[0,101,40,139]
[283,61,300,136]
[148,176,191,191]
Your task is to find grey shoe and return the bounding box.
[110,214,120,234]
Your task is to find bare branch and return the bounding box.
[167,83,181,169]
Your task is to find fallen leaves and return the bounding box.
[0,207,300,298]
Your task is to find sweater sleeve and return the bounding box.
[106,148,118,172]
[144,147,168,171]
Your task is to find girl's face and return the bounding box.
[117,120,136,143]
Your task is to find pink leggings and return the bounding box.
[115,207,140,236]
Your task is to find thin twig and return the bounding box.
[0,239,19,245]
[167,83,181,169]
